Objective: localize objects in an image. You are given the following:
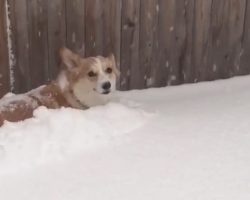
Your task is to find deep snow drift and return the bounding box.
[0,76,250,200]
[0,103,150,172]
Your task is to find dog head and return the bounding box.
[57,47,119,107]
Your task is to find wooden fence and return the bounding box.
[1,0,250,97]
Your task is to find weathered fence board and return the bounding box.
[66,0,85,52]
[102,0,122,89]
[139,0,158,88]
[240,1,250,75]
[227,0,246,76]
[0,0,10,96]
[1,0,250,97]
[120,0,140,90]
[208,0,246,80]
[192,0,213,82]
[85,0,104,56]
[48,0,66,80]
[178,0,195,84]
[169,0,194,85]
[102,0,121,58]
[28,0,49,88]
[7,0,30,93]
[153,0,175,87]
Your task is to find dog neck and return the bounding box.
[71,78,111,107]
[64,89,89,109]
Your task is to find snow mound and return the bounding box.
[0,103,151,172]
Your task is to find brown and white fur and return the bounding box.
[0,47,119,126]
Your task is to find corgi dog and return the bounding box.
[0,47,119,126]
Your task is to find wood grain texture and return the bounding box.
[103,0,122,89]
[153,0,175,87]
[85,0,103,56]
[239,0,250,75]
[139,0,158,88]
[0,0,10,97]
[208,0,246,80]
[48,0,66,80]
[66,0,85,52]
[192,0,213,82]
[120,0,140,90]
[155,0,194,86]
[170,0,194,85]
[181,0,196,83]
[102,0,121,57]
[8,0,31,93]
[28,0,49,88]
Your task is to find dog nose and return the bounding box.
[102,82,111,90]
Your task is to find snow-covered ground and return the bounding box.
[0,76,250,200]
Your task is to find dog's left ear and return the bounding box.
[108,53,115,63]
[60,47,80,70]
[108,53,120,77]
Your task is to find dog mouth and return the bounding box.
[93,89,111,95]
[102,90,110,95]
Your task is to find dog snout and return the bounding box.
[102,82,111,90]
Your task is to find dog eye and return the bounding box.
[106,67,112,74]
[88,71,97,77]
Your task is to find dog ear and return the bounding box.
[108,53,120,77]
[108,53,115,63]
[60,47,80,70]
[77,44,85,58]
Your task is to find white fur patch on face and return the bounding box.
[57,71,69,91]
[73,78,112,107]
[94,58,116,94]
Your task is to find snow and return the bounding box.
[0,76,250,199]
[0,93,38,112]
[0,103,150,172]
[0,86,47,112]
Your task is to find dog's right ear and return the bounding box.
[108,53,120,77]
[60,47,80,70]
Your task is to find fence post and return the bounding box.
[0,0,11,97]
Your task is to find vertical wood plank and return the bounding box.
[5,0,15,92]
[85,0,104,56]
[191,0,213,82]
[102,0,121,58]
[139,0,158,88]
[153,0,194,87]
[238,1,250,75]
[66,0,85,52]
[208,0,246,80]
[103,0,122,89]
[0,0,10,96]
[28,0,49,88]
[120,0,140,90]
[179,0,196,84]
[170,0,195,85]
[8,0,31,93]
[153,0,175,87]
[48,0,66,80]
[227,0,246,76]
[154,0,185,87]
